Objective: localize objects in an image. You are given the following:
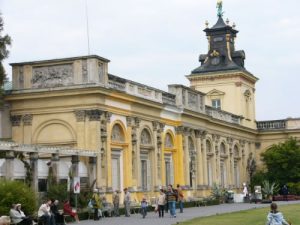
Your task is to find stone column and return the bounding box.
[22,114,33,144]
[175,126,185,186]
[71,155,79,182]
[194,129,203,188]
[131,117,141,190]
[10,115,22,143]
[29,152,39,191]
[86,109,102,189]
[201,132,208,186]
[227,137,234,188]
[212,134,220,184]
[183,127,192,187]
[101,111,111,191]
[5,150,15,180]
[88,157,97,188]
[51,153,60,184]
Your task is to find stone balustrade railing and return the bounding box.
[205,106,241,125]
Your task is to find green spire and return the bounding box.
[216,0,224,17]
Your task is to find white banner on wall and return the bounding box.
[73,177,80,194]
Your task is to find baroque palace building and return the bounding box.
[1,11,300,201]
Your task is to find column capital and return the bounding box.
[10,115,22,126]
[74,110,86,122]
[23,114,33,126]
[175,126,184,135]
[29,152,39,161]
[194,129,207,138]
[86,109,102,121]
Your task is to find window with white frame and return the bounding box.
[212,99,221,110]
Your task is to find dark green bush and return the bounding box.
[0,179,37,216]
[287,182,300,195]
[47,183,69,206]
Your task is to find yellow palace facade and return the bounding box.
[1,14,300,200]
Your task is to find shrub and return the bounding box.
[47,183,69,206]
[287,182,300,195]
[0,179,37,216]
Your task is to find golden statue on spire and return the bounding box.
[216,0,224,17]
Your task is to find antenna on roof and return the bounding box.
[85,0,91,55]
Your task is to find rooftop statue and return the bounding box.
[216,0,224,17]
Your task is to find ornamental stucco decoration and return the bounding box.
[23,114,33,126]
[32,64,73,88]
[10,115,22,126]
[111,124,125,142]
[140,129,151,145]
[165,133,174,148]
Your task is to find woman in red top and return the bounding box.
[63,200,79,223]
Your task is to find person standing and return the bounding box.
[123,188,131,217]
[266,203,291,225]
[157,189,166,218]
[282,185,289,201]
[166,185,176,218]
[112,190,120,217]
[92,189,100,220]
[177,184,184,213]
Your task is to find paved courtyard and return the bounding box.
[76,201,300,225]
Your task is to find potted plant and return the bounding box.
[210,183,225,203]
[262,180,279,202]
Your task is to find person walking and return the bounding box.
[166,185,177,218]
[266,203,291,225]
[123,188,131,217]
[177,184,184,213]
[140,197,148,219]
[112,190,120,217]
[157,189,166,218]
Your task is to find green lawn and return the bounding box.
[180,204,300,225]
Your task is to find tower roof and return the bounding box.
[190,4,255,78]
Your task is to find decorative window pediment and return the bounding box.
[207,89,225,97]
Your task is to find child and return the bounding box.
[140,197,148,219]
[266,203,291,225]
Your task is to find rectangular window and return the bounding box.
[212,99,221,110]
[38,179,48,192]
[141,160,147,190]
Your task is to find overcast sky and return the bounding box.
[1,0,300,120]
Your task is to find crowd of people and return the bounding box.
[1,184,292,224]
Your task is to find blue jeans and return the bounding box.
[168,201,176,217]
[178,200,183,213]
[141,207,147,218]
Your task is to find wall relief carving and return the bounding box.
[32,64,73,88]
[111,124,125,142]
[140,129,152,145]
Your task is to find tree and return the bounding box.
[0,13,12,87]
[261,138,300,185]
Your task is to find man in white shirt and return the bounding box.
[38,200,55,225]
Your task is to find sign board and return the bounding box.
[73,177,80,194]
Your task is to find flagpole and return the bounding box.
[85,0,91,55]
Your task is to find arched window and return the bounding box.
[140,129,152,145]
[220,142,226,154]
[165,133,174,148]
[111,124,125,142]
[206,140,212,153]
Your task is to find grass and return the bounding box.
[179,204,300,225]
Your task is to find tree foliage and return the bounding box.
[0,179,37,216]
[0,13,12,86]
[261,138,300,185]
